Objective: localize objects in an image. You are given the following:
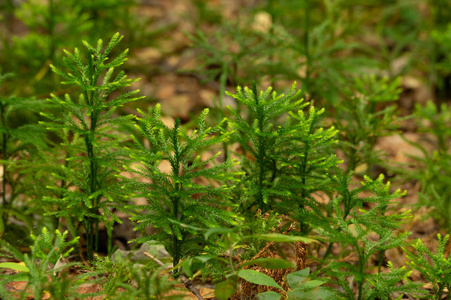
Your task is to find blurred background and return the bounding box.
[1,0,450,120]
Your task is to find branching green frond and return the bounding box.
[41,33,141,260]
[124,103,240,272]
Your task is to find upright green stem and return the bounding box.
[171,121,182,273]
[348,152,357,174]
[3,0,15,56]
[356,244,364,300]
[300,115,316,200]
[83,97,100,260]
[377,206,387,274]
[300,147,310,201]
[318,188,353,267]
[172,187,181,272]
[377,250,384,273]
[253,82,267,211]
[48,33,137,262]
[299,118,315,233]
[54,157,70,231]
[219,62,229,161]
[84,219,94,261]
[88,116,98,195]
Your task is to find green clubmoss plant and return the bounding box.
[0,227,82,300]
[226,82,305,213]
[4,0,149,97]
[412,149,451,229]
[8,0,93,95]
[186,19,270,90]
[0,71,47,238]
[114,265,183,300]
[91,255,181,299]
[362,261,424,300]
[334,75,402,175]
[186,23,273,160]
[414,100,451,154]
[405,234,451,299]
[123,104,240,274]
[429,9,451,101]
[401,101,451,228]
[227,82,337,221]
[304,169,422,299]
[260,1,373,105]
[277,103,338,218]
[40,33,143,260]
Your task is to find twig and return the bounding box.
[180,275,206,300]
[143,251,165,267]
[143,252,205,300]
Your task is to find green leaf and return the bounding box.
[204,227,234,240]
[182,255,215,278]
[257,291,282,300]
[0,262,29,273]
[181,260,194,278]
[238,269,283,290]
[193,255,215,263]
[242,258,294,270]
[287,268,310,288]
[167,218,205,232]
[215,278,237,300]
[287,288,334,300]
[249,234,315,243]
[292,280,326,291]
